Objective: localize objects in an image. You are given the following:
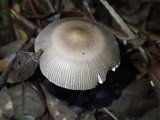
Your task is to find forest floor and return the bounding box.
[0,0,160,120]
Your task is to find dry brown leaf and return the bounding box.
[0,87,14,120]
[8,83,45,118]
[107,78,156,118]
[41,84,78,120]
[7,51,38,83]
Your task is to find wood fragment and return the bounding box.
[99,0,136,39]
[103,108,119,120]
[11,9,41,33]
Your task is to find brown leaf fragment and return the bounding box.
[61,0,76,10]
[139,107,158,120]
[41,84,78,120]
[8,83,45,118]
[60,10,91,19]
[147,45,160,57]
[76,111,96,120]
[149,58,160,81]
[121,4,152,25]
[149,54,160,120]
[0,87,14,120]
[0,54,16,74]
[7,51,39,83]
[107,78,156,118]
[0,39,27,59]
[127,38,146,49]
[0,54,16,91]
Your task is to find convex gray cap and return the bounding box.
[35,17,120,90]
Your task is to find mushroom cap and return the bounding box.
[35,17,120,90]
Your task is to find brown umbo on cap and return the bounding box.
[35,17,120,90]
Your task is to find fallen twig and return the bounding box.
[103,107,119,120]
[99,0,150,63]
[99,0,136,39]
[11,9,41,33]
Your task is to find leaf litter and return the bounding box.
[0,0,160,120]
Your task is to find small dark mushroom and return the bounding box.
[35,17,120,90]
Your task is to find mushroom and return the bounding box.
[35,17,120,90]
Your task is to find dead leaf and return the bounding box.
[0,39,27,59]
[107,78,156,118]
[139,107,158,120]
[8,83,45,118]
[7,51,38,83]
[147,45,160,57]
[149,58,160,80]
[60,10,91,19]
[76,111,96,120]
[0,54,16,74]
[41,84,78,120]
[0,87,14,120]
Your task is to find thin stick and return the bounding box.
[99,0,150,63]
[83,0,95,20]
[99,0,136,39]
[103,108,119,120]
[28,0,41,28]
[11,9,41,33]
[46,0,55,13]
